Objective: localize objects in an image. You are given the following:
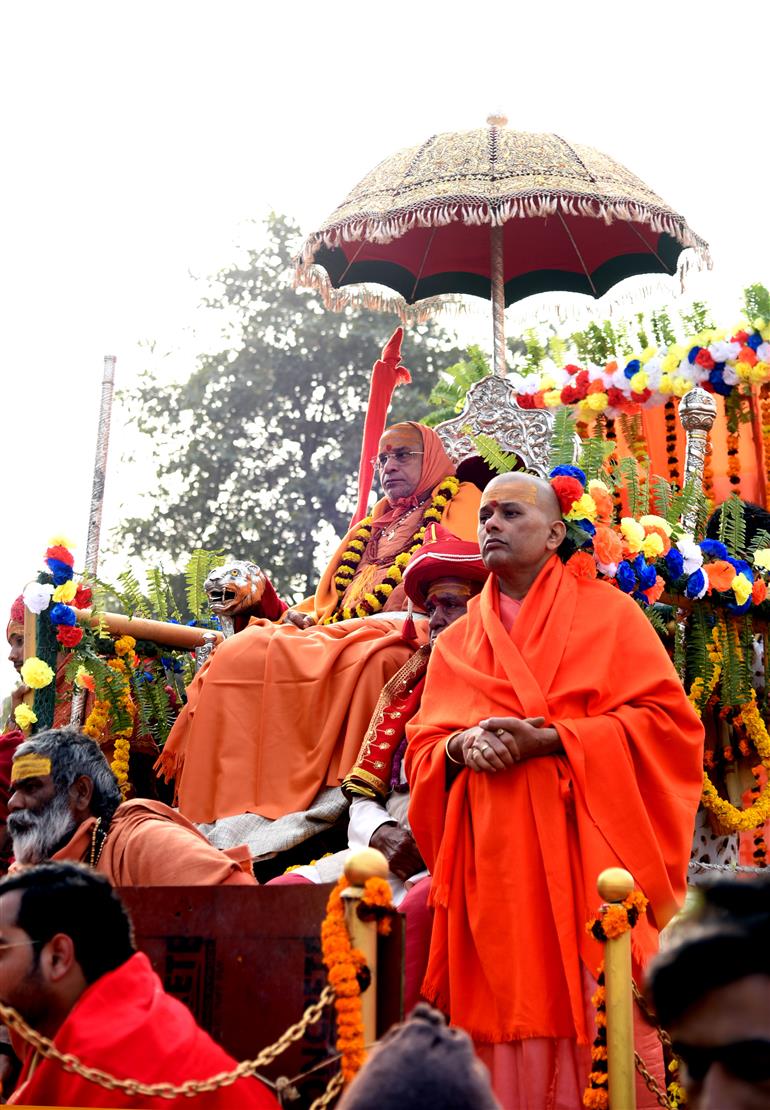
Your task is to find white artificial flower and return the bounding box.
[722,365,740,386]
[757,342,770,363]
[595,560,618,577]
[709,340,740,363]
[677,535,704,576]
[23,582,54,615]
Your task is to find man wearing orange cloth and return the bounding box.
[1,863,277,1107]
[405,472,705,1109]
[8,729,255,885]
[159,421,480,844]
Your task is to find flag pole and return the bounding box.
[70,354,117,725]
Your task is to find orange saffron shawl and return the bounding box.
[405,556,704,1044]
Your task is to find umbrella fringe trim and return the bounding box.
[292,261,469,323]
[296,192,711,269]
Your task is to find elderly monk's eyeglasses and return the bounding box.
[371,450,424,470]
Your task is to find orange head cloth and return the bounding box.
[350,328,411,528]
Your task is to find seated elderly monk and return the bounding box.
[158,421,480,842]
[8,729,255,885]
[405,472,705,1109]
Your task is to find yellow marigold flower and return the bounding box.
[660,354,679,375]
[48,532,75,548]
[732,574,752,606]
[52,580,78,603]
[658,375,674,395]
[640,346,657,362]
[540,373,556,390]
[754,548,770,572]
[735,360,753,381]
[620,518,645,553]
[566,493,598,522]
[639,514,672,536]
[14,704,37,729]
[586,392,609,413]
[377,583,394,596]
[349,539,365,552]
[20,657,55,689]
[751,360,769,384]
[113,635,136,657]
[629,370,648,393]
[543,389,563,407]
[672,376,690,397]
[642,533,664,559]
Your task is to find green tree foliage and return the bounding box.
[118,214,463,599]
[423,345,490,426]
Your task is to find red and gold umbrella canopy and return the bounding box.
[296,118,709,372]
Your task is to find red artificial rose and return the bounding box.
[561,384,581,404]
[733,330,749,344]
[550,475,584,514]
[606,387,626,407]
[57,625,83,648]
[73,585,92,609]
[517,393,535,409]
[630,388,651,404]
[694,349,715,370]
[564,363,582,377]
[45,544,75,567]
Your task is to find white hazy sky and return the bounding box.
[2,0,769,699]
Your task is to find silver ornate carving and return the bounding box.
[435,375,575,477]
[204,559,267,639]
[195,630,219,671]
[679,387,717,534]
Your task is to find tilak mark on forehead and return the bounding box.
[378,423,422,452]
[426,579,474,601]
[11,754,52,783]
[480,479,538,507]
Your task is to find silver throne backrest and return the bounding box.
[434,375,573,477]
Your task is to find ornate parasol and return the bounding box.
[296,115,710,375]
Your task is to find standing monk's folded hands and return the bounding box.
[446,717,563,774]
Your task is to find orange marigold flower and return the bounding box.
[567,551,598,580]
[644,574,665,605]
[600,904,631,939]
[705,559,737,592]
[753,578,767,605]
[594,524,623,566]
[583,1088,609,1109]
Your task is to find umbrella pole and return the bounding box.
[490,224,506,376]
[70,354,117,727]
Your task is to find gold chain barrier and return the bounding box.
[0,985,336,1101]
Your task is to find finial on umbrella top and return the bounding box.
[486,112,508,128]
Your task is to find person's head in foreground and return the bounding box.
[6,597,24,675]
[7,728,121,866]
[478,472,566,594]
[0,862,134,1038]
[647,877,770,1109]
[338,1002,500,1109]
[402,526,488,645]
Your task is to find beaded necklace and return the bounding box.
[322,476,460,624]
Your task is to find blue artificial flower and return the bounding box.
[665,548,685,579]
[638,562,658,591]
[47,558,74,585]
[727,557,752,579]
[685,568,707,599]
[700,539,728,560]
[549,464,586,484]
[49,603,76,627]
[571,518,595,538]
[623,359,641,380]
[616,561,636,593]
[135,670,155,685]
[727,597,753,615]
[632,590,650,606]
[709,368,731,396]
[687,345,701,365]
[747,332,763,351]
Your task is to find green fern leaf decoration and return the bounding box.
[185,549,225,621]
[717,495,748,557]
[547,408,578,471]
[466,430,520,475]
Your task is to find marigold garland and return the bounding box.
[687,627,770,833]
[82,644,136,799]
[322,477,460,624]
[726,427,741,495]
[664,398,680,486]
[761,386,770,498]
[583,892,648,1110]
[320,874,395,1084]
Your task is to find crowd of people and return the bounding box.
[0,417,767,1109]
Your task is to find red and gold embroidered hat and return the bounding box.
[403,524,489,604]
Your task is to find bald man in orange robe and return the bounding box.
[159,422,480,838]
[406,473,704,1109]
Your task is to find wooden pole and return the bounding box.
[73,609,222,651]
[20,604,37,736]
[597,867,636,1110]
[341,848,389,1050]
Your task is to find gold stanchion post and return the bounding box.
[597,867,636,1110]
[341,848,389,1049]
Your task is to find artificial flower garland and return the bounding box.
[323,476,460,623]
[513,319,770,419]
[582,890,649,1110]
[320,874,395,1084]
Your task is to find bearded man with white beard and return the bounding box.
[7,729,256,885]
